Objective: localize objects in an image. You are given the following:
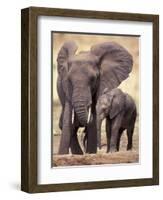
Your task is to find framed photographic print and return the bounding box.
[21,7,159,193]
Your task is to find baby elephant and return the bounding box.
[96,88,137,153]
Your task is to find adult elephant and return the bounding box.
[57,41,133,154]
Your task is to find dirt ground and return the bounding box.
[53,151,139,167]
[53,117,139,167]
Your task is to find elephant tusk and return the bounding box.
[72,109,74,124]
[87,107,91,124]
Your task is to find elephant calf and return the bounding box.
[96,88,137,153]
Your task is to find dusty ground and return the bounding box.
[53,151,139,167]
[53,116,139,167]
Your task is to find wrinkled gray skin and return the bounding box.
[57,41,133,154]
[96,88,137,153]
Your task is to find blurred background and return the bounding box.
[52,32,139,160]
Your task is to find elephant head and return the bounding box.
[96,88,126,148]
[57,41,133,127]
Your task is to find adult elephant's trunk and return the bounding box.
[72,87,92,126]
[73,103,91,126]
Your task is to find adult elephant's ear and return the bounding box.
[57,41,78,74]
[57,41,78,99]
[91,42,133,96]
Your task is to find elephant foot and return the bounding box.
[86,145,97,154]
[108,145,117,153]
[58,149,69,155]
[71,148,83,155]
[70,140,84,155]
[72,152,83,155]
[127,146,132,151]
[127,143,132,150]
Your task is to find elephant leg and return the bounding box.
[58,102,72,154]
[106,118,111,153]
[116,128,124,151]
[127,112,136,150]
[110,130,119,153]
[59,108,64,130]
[70,125,83,154]
[109,116,122,153]
[86,111,97,154]
[127,127,134,150]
